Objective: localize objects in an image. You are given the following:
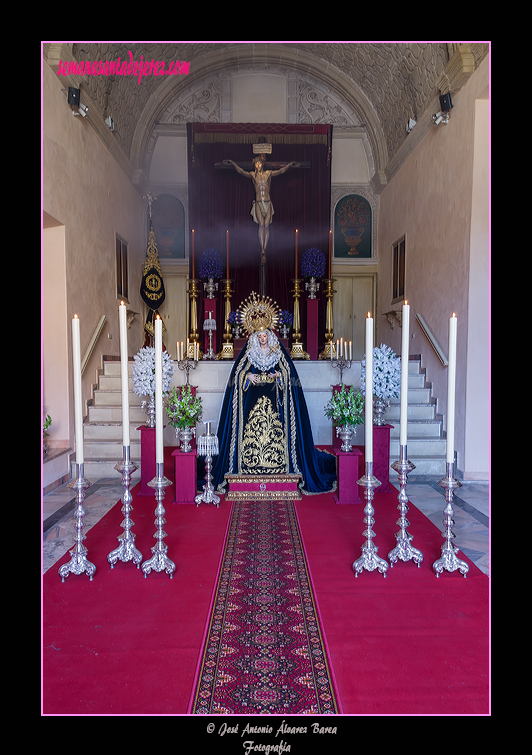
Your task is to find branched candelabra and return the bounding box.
[432,462,469,578]
[388,445,423,568]
[331,351,352,384]
[177,353,198,386]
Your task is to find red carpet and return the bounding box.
[42,448,489,716]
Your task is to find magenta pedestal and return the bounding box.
[171,448,198,503]
[137,426,156,496]
[372,423,393,493]
[332,447,363,504]
[306,298,319,361]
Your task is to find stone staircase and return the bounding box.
[82,361,143,480]
[384,358,446,475]
[80,357,447,481]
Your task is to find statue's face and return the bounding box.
[255,159,263,173]
[257,331,269,346]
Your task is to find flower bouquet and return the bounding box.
[278,309,293,338]
[360,343,401,425]
[165,385,203,452]
[301,247,326,298]
[324,385,364,452]
[199,247,223,297]
[132,346,175,426]
[227,310,242,337]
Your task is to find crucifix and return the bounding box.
[217,142,305,297]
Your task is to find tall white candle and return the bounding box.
[446,313,458,464]
[365,313,373,463]
[400,301,410,446]
[155,315,164,465]
[119,302,130,447]
[72,315,84,465]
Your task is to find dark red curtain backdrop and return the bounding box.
[187,123,333,354]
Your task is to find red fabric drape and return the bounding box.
[187,123,332,354]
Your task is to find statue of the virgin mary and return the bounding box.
[204,292,336,495]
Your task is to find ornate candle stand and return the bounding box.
[203,315,217,360]
[107,446,142,569]
[319,279,336,359]
[220,278,234,359]
[58,464,96,582]
[388,445,423,567]
[432,462,469,578]
[332,353,352,385]
[290,278,309,360]
[141,462,175,578]
[195,421,220,507]
[353,462,389,578]
[187,278,200,345]
[177,354,198,386]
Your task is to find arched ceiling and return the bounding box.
[46,42,489,191]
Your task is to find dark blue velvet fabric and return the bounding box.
[199,338,336,494]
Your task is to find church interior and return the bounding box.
[42,42,490,718]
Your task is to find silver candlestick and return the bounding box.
[388,445,423,567]
[107,446,142,569]
[353,462,389,577]
[195,421,220,507]
[141,462,176,578]
[58,463,96,582]
[203,315,217,360]
[432,462,469,578]
[331,353,352,385]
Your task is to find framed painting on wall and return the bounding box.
[333,193,372,259]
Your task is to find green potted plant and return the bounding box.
[165,385,203,452]
[324,385,364,451]
[43,413,52,457]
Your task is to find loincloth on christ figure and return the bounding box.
[250,200,274,225]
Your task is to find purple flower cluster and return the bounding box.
[301,247,326,279]
[278,309,293,327]
[198,247,224,279]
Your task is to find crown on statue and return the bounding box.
[238,292,280,335]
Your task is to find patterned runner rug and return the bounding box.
[188,500,340,714]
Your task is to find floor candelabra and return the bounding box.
[432,462,469,578]
[141,462,175,578]
[58,464,96,582]
[388,445,423,567]
[353,462,388,577]
[107,446,142,569]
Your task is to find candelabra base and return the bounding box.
[107,448,142,569]
[141,467,175,578]
[388,448,423,568]
[59,465,96,582]
[290,341,310,360]
[195,452,220,507]
[352,463,388,578]
[433,463,469,578]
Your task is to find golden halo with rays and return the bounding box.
[238,291,281,335]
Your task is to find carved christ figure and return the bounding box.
[223,155,299,265]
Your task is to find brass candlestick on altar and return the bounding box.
[219,278,234,360]
[290,278,309,360]
[187,278,200,346]
[319,278,336,359]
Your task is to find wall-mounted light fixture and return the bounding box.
[67,87,89,118]
[432,93,453,126]
[406,118,417,133]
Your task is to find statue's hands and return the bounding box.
[291,162,301,168]
[248,374,260,385]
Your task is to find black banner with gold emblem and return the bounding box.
[140,223,165,310]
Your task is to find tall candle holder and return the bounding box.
[319,279,336,359]
[432,462,469,578]
[331,352,352,384]
[290,278,309,360]
[388,445,423,567]
[187,278,200,343]
[195,421,220,507]
[107,446,142,569]
[177,353,198,386]
[141,462,176,578]
[203,315,217,360]
[58,464,96,582]
[220,278,234,359]
[352,462,388,578]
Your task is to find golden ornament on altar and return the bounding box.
[238,291,280,335]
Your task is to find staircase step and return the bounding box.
[390,436,446,457]
[83,422,143,441]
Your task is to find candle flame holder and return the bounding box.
[353,462,389,577]
[432,462,469,578]
[141,462,175,578]
[331,353,352,385]
[58,464,96,582]
[107,445,142,569]
[388,445,423,567]
[177,355,198,386]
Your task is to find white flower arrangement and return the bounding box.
[132,346,175,397]
[360,344,401,400]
